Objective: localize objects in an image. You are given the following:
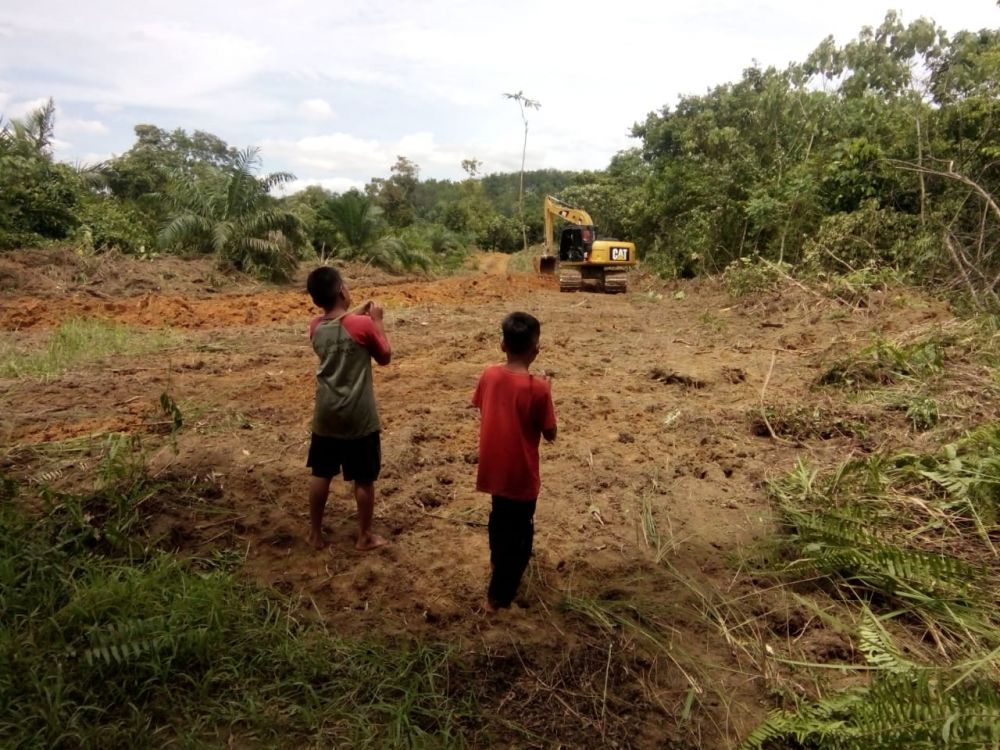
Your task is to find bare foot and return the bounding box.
[483,599,499,615]
[355,533,389,552]
[307,533,328,551]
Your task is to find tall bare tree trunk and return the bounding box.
[519,122,528,253]
[503,91,540,255]
[916,113,926,225]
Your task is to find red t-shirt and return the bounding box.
[472,365,557,501]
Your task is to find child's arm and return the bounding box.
[360,301,392,365]
[539,382,557,442]
[471,373,484,411]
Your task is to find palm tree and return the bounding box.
[159,148,305,281]
[7,98,56,155]
[321,190,382,251]
[322,190,431,273]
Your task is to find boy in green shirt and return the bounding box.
[306,266,391,552]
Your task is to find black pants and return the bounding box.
[488,496,537,608]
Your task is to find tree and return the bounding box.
[367,156,420,227]
[159,148,305,280]
[284,184,340,256]
[503,91,541,252]
[101,125,244,244]
[0,99,82,248]
[9,98,56,154]
[461,158,482,178]
[321,190,431,272]
[104,125,241,200]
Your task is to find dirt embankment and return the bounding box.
[1,252,548,331]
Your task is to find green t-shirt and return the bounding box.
[310,315,386,438]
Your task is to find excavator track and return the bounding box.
[602,271,628,294]
[558,268,582,293]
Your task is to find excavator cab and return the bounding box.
[559,225,594,262]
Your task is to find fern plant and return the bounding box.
[740,612,1000,750]
[776,498,993,643]
[741,672,1000,749]
[754,429,1000,749]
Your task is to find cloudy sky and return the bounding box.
[1,1,996,193]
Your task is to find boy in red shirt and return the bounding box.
[306,266,391,552]
[472,312,557,612]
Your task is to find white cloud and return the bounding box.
[3,0,998,180]
[50,137,73,156]
[59,117,108,136]
[279,176,364,196]
[298,98,335,121]
[264,129,488,180]
[6,97,50,119]
[77,151,113,166]
[2,17,269,112]
[264,132,387,173]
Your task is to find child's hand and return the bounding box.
[364,301,384,322]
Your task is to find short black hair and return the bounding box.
[306,266,343,309]
[502,311,541,355]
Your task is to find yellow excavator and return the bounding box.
[539,195,637,293]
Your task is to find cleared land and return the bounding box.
[2,249,994,748]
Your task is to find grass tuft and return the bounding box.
[0,318,177,380]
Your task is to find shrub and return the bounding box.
[73,194,154,254]
[722,255,791,296]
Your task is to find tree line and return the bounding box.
[2,12,998,300]
[0,98,596,279]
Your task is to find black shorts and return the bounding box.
[307,431,381,482]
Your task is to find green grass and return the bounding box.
[0,318,178,380]
[819,335,945,388]
[0,442,473,749]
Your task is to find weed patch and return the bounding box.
[723,256,791,297]
[0,317,177,380]
[819,335,945,388]
[750,405,869,441]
